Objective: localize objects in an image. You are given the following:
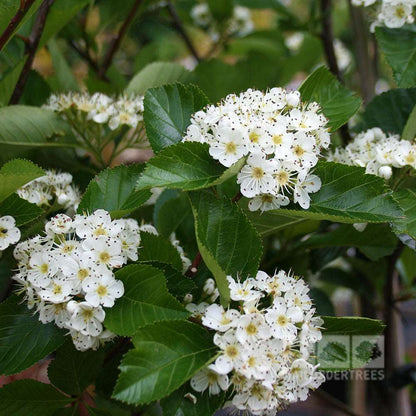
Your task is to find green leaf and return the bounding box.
[392,188,416,239]
[402,105,416,141]
[322,316,385,335]
[126,62,193,95]
[143,83,209,153]
[0,159,44,203]
[160,383,224,416]
[376,26,416,88]
[48,341,104,396]
[39,0,90,47]
[0,60,25,107]
[138,232,184,271]
[78,164,151,218]
[0,105,75,147]
[47,38,79,92]
[0,380,71,416]
[208,0,233,21]
[154,190,193,237]
[0,295,65,376]
[358,88,416,134]
[309,288,334,316]
[113,321,216,405]
[246,162,403,225]
[300,224,397,261]
[0,193,43,226]
[299,66,361,131]
[189,191,262,305]
[136,142,244,191]
[104,264,189,336]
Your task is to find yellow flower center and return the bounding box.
[294,145,305,157]
[40,263,49,274]
[93,225,107,237]
[249,131,260,143]
[52,283,62,295]
[97,285,108,297]
[252,167,264,179]
[82,309,94,320]
[277,315,288,326]
[406,154,415,163]
[0,228,7,238]
[395,6,406,18]
[273,134,283,145]
[225,141,237,154]
[275,171,289,185]
[246,322,258,335]
[225,345,238,358]
[78,269,89,281]
[261,194,273,203]
[99,252,111,263]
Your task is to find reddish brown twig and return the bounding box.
[185,252,203,278]
[98,0,143,80]
[0,0,37,52]
[9,0,55,105]
[166,1,200,62]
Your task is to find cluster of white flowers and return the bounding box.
[17,170,81,213]
[352,0,416,29]
[327,127,416,180]
[0,216,20,251]
[12,209,142,351]
[191,3,254,39]
[44,92,144,131]
[190,270,324,415]
[183,88,330,211]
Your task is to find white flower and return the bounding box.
[82,274,124,307]
[75,209,123,240]
[237,154,275,198]
[190,364,229,395]
[0,215,20,250]
[227,276,262,302]
[67,301,105,336]
[265,299,303,342]
[214,331,244,374]
[248,193,289,212]
[45,214,73,235]
[38,278,73,303]
[28,252,59,288]
[209,126,249,167]
[202,304,239,332]
[236,313,271,344]
[82,237,125,269]
[293,173,321,209]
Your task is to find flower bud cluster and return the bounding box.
[0,215,20,251]
[327,127,416,180]
[191,3,254,39]
[352,0,416,30]
[183,88,330,211]
[45,92,144,131]
[191,270,325,415]
[12,209,141,351]
[17,170,81,212]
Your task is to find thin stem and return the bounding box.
[0,0,37,52]
[185,252,202,278]
[166,1,200,62]
[320,0,341,82]
[348,1,376,105]
[319,0,351,146]
[9,0,55,105]
[98,0,143,80]
[383,243,404,415]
